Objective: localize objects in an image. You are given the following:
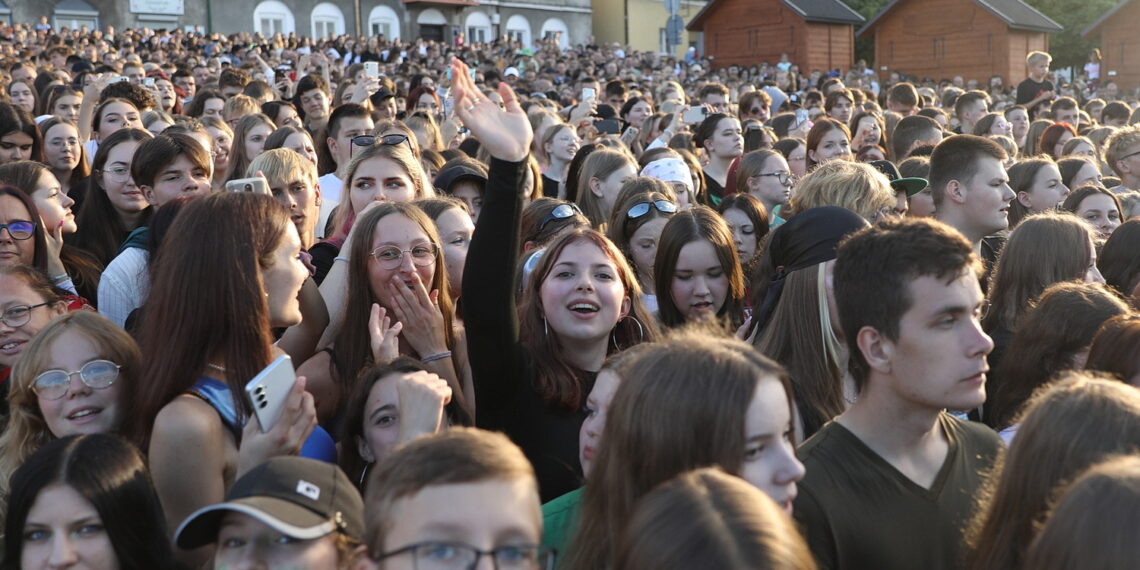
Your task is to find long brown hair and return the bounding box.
[518,228,659,411]
[129,193,290,447]
[575,148,635,229]
[754,266,844,439]
[965,371,1140,570]
[330,202,457,389]
[983,212,1094,335]
[562,330,793,570]
[986,281,1129,430]
[615,468,816,570]
[1005,157,1058,228]
[68,128,153,267]
[1086,314,1140,385]
[1023,455,1140,570]
[654,207,745,329]
[1097,220,1140,302]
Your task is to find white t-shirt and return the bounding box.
[317,172,343,239]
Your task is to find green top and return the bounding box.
[541,487,583,557]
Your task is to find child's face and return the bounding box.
[1031,60,1050,78]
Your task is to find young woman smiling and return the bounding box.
[453,58,659,502]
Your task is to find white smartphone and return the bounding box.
[143,77,155,87]
[682,106,709,125]
[225,177,270,195]
[244,354,295,432]
[582,87,596,101]
[364,61,379,79]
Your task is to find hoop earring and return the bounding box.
[544,317,549,337]
[611,315,646,351]
[359,461,372,487]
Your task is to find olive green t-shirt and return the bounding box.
[794,413,1002,570]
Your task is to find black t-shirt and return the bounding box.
[1016,78,1054,116]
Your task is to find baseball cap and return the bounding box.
[434,162,488,194]
[174,457,364,549]
[868,160,928,197]
[369,87,395,107]
[504,66,520,77]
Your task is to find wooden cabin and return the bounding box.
[686,0,864,73]
[1083,0,1140,93]
[858,0,1062,85]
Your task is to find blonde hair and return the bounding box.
[791,160,895,219]
[329,141,428,238]
[0,312,141,498]
[222,94,259,123]
[247,147,317,186]
[1027,51,1052,66]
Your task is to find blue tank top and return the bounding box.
[188,376,336,462]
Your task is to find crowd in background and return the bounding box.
[0,18,1138,569]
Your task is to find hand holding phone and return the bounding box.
[225,177,270,195]
[244,355,295,432]
[364,61,379,79]
[582,87,596,101]
[682,106,709,125]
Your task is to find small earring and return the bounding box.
[543,317,549,337]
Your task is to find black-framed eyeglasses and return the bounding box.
[626,200,678,219]
[369,242,439,270]
[32,359,121,401]
[376,541,556,570]
[536,203,582,233]
[352,133,410,148]
[754,171,794,186]
[1,302,52,328]
[0,220,36,240]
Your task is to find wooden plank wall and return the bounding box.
[1096,0,1140,92]
[699,0,851,70]
[871,0,1012,82]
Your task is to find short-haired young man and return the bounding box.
[699,82,730,113]
[1016,51,1054,119]
[1052,96,1079,126]
[928,134,1013,276]
[953,90,990,134]
[99,133,213,327]
[794,217,1003,570]
[317,103,373,239]
[218,67,251,98]
[891,115,943,161]
[1103,124,1140,192]
[248,148,322,249]
[356,428,551,570]
[295,74,332,133]
[886,82,919,116]
[1101,101,1131,128]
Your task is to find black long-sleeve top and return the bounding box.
[463,157,592,502]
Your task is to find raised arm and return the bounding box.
[453,58,534,411]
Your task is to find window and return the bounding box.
[368,5,400,40]
[260,17,283,35]
[252,0,295,35]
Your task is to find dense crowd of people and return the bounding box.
[0,18,1138,568]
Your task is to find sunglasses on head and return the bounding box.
[626,200,677,219]
[537,203,582,233]
[351,133,410,148]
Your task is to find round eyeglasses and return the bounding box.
[370,243,439,270]
[33,359,121,400]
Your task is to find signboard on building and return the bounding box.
[130,0,183,15]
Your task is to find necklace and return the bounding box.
[207,363,227,373]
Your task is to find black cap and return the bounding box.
[174,457,364,549]
[369,87,395,107]
[434,163,487,194]
[868,160,928,196]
